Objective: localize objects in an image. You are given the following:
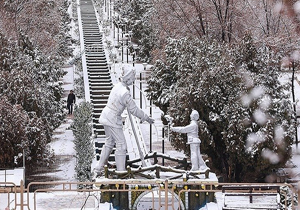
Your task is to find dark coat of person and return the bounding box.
[67,92,76,105]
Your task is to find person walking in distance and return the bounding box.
[93,67,154,178]
[67,90,76,115]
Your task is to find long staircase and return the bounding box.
[79,0,112,160]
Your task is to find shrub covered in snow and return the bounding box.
[71,102,93,182]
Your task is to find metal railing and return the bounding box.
[0,179,298,210]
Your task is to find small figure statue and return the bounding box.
[170,110,208,171]
[93,67,154,177]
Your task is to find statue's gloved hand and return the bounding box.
[146,116,155,124]
[170,126,179,132]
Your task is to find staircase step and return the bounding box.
[91,98,110,103]
[90,87,112,92]
[89,79,111,84]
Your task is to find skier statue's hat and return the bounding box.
[121,64,136,82]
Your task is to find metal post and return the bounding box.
[20,180,24,210]
[165,179,168,210]
[140,72,142,109]
[111,2,114,30]
[162,126,165,166]
[133,81,135,99]
[168,121,170,142]
[121,26,124,63]
[23,149,25,183]
[107,1,110,20]
[109,0,112,23]
[121,42,124,62]
[133,53,135,66]
[126,39,129,63]
[291,62,298,148]
[4,169,6,186]
[298,182,300,209]
[113,22,115,39]
[150,99,152,152]
[117,25,119,43]
[117,16,120,43]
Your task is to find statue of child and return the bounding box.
[170,110,208,171]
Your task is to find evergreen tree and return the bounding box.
[232,34,294,182]
[0,96,29,168]
[147,36,294,182]
[0,0,71,169]
[71,102,94,182]
[0,32,59,168]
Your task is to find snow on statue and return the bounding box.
[170,110,208,171]
[93,67,154,178]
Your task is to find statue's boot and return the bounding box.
[115,154,127,171]
[198,155,208,170]
[196,145,208,171]
[93,145,113,176]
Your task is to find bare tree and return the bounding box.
[152,0,242,42]
[0,0,68,57]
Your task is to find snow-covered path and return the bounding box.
[48,66,77,182]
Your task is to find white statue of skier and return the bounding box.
[170,110,208,171]
[93,67,154,177]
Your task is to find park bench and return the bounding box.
[222,185,280,210]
